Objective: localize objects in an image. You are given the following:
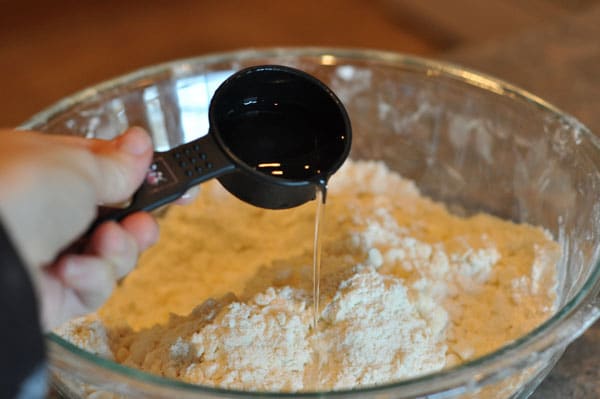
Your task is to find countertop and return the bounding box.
[447,5,600,398]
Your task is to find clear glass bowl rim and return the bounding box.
[20,47,600,397]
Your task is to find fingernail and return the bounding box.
[119,127,152,156]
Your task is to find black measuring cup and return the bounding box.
[96,65,351,225]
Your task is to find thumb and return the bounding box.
[0,127,154,270]
[78,127,154,205]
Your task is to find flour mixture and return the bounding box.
[56,160,559,392]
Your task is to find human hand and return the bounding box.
[0,127,160,330]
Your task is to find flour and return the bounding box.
[185,287,312,391]
[56,160,560,392]
[313,266,446,389]
[54,314,113,360]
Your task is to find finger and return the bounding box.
[45,126,151,155]
[54,255,116,310]
[49,127,153,206]
[119,212,160,251]
[44,132,120,149]
[10,127,154,206]
[38,268,89,331]
[85,221,139,279]
[89,127,154,204]
[174,186,200,205]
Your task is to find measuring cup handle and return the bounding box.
[92,133,235,228]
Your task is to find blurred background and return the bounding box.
[2,0,599,127]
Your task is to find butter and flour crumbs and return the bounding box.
[56,160,560,392]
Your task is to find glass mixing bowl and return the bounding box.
[21,48,600,399]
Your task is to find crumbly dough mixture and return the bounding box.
[57,160,559,392]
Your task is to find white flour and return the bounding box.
[55,314,113,360]
[57,160,559,392]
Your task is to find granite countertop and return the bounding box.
[446,6,600,398]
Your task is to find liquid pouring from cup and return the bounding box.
[95,65,352,225]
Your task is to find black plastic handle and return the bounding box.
[94,133,235,228]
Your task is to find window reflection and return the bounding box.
[143,86,170,151]
[142,70,234,151]
[176,70,234,142]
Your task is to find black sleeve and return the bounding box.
[0,219,47,398]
